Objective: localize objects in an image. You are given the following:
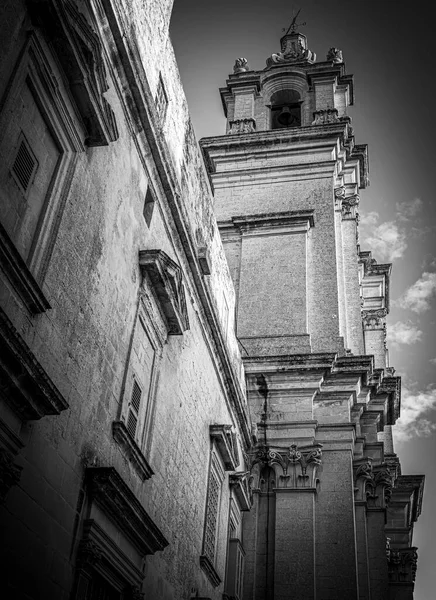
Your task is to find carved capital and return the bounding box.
[228,118,256,134]
[362,308,388,330]
[341,195,360,220]
[250,443,322,490]
[354,459,393,507]
[0,447,22,503]
[388,547,418,582]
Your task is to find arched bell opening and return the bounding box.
[269,89,302,129]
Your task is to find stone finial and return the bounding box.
[327,47,343,63]
[233,57,249,73]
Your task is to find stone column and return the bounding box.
[362,309,388,369]
[341,194,365,354]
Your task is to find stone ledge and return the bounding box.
[0,222,50,314]
[112,421,154,481]
[199,554,221,588]
[0,306,68,420]
[85,466,168,555]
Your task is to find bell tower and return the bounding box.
[201,19,424,600]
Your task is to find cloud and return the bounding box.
[397,272,436,313]
[387,321,423,348]
[394,386,436,442]
[363,220,408,262]
[360,211,379,227]
[395,197,423,221]
[429,358,436,365]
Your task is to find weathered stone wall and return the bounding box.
[0,1,248,599]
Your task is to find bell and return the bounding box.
[277,106,293,127]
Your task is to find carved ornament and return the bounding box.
[388,547,418,582]
[250,443,322,489]
[326,47,343,63]
[341,195,360,220]
[233,58,250,73]
[362,308,387,330]
[228,119,256,135]
[267,33,316,66]
[0,447,22,503]
[76,538,103,567]
[312,108,340,126]
[354,459,393,508]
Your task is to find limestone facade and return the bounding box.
[0,3,424,600]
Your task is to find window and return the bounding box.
[200,450,225,587]
[126,380,143,439]
[0,32,84,281]
[269,89,302,129]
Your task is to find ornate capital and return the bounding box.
[0,447,22,503]
[341,195,360,220]
[354,459,393,507]
[388,547,418,582]
[312,108,340,126]
[228,118,256,135]
[250,443,322,490]
[362,308,388,330]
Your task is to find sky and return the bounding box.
[170,1,435,596]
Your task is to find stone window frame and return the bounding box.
[200,446,225,587]
[0,31,84,302]
[72,466,168,600]
[112,299,164,481]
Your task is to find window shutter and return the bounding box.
[127,380,142,438]
[12,137,38,193]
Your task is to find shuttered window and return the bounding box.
[126,380,142,439]
[11,136,38,194]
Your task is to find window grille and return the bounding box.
[203,469,220,563]
[11,136,38,193]
[127,379,142,438]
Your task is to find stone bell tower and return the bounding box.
[201,21,424,600]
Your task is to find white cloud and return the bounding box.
[397,272,436,313]
[395,197,423,221]
[359,211,379,227]
[394,386,436,442]
[430,358,436,365]
[387,321,423,348]
[363,220,408,262]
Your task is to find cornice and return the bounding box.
[0,306,69,420]
[85,466,168,555]
[0,222,50,314]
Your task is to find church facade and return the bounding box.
[0,1,424,600]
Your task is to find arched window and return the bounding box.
[269,89,302,129]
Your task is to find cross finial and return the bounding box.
[283,8,306,35]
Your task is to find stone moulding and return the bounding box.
[139,250,189,335]
[28,0,118,146]
[199,554,221,588]
[229,472,252,511]
[112,421,154,481]
[0,222,50,314]
[0,307,69,420]
[210,424,239,471]
[75,519,145,596]
[85,466,168,555]
[197,246,211,275]
[0,447,23,503]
